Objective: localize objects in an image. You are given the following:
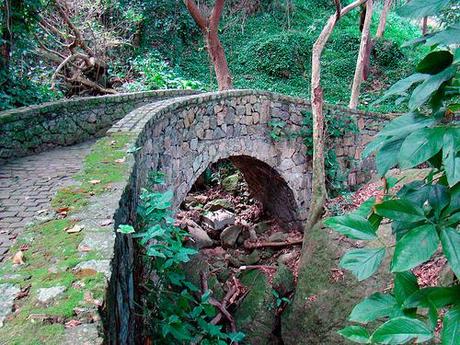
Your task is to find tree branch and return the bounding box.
[184,0,208,31]
[210,0,225,33]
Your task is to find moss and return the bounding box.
[0,322,65,345]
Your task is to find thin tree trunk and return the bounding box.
[421,16,428,35]
[0,0,11,74]
[184,0,232,90]
[305,0,367,236]
[349,0,373,110]
[375,0,391,38]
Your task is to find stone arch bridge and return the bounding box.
[0,89,387,344]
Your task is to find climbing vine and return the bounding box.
[118,172,244,344]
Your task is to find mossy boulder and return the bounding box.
[281,222,392,345]
[234,270,277,345]
[222,174,240,192]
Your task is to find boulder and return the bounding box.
[220,225,242,247]
[222,174,240,192]
[234,270,277,345]
[0,283,20,327]
[186,220,213,249]
[37,285,66,304]
[204,198,234,212]
[268,232,288,242]
[202,209,235,231]
[272,263,294,296]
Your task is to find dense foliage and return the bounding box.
[118,173,244,344]
[325,1,460,343]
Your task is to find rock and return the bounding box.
[277,251,297,265]
[73,260,111,280]
[222,174,240,192]
[254,220,271,234]
[186,220,213,249]
[37,285,66,304]
[202,209,235,231]
[63,323,103,345]
[204,198,234,211]
[0,283,21,327]
[78,231,114,256]
[268,232,288,242]
[220,225,242,247]
[240,250,261,265]
[234,270,277,345]
[273,264,294,295]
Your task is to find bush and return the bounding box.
[371,39,405,68]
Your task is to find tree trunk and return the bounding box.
[349,0,373,110]
[184,0,233,90]
[421,16,428,35]
[206,30,232,90]
[375,0,391,38]
[0,0,11,74]
[304,0,368,236]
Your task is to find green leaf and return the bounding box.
[117,224,135,234]
[362,135,387,159]
[375,199,426,223]
[324,214,377,240]
[370,316,433,344]
[375,73,428,105]
[377,138,404,176]
[338,326,371,344]
[443,128,460,186]
[391,224,439,272]
[340,248,386,281]
[378,113,435,138]
[403,286,460,308]
[409,66,457,110]
[426,24,460,46]
[428,184,450,217]
[398,0,452,18]
[398,127,444,169]
[394,272,419,305]
[416,50,454,75]
[441,307,460,345]
[349,293,400,324]
[440,227,460,278]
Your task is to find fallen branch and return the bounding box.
[243,238,303,249]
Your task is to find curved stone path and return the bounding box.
[0,141,93,262]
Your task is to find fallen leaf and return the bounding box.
[66,224,84,233]
[90,179,101,185]
[78,244,91,252]
[114,157,126,163]
[109,140,116,146]
[20,244,29,251]
[65,320,82,328]
[16,285,31,299]
[12,251,25,265]
[37,209,48,214]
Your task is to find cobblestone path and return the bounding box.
[0,142,94,262]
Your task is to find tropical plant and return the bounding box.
[324,0,460,343]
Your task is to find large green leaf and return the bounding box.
[391,224,439,272]
[323,214,377,240]
[428,184,450,217]
[393,272,419,306]
[370,317,433,344]
[375,73,428,105]
[416,50,453,75]
[398,0,452,18]
[441,307,460,345]
[349,293,401,324]
[426,24,460,46]
[443,128,460,186]
[398,127,444,169]
[440,227,460,278]
[338,326,371,344]
[403,286,460,308]
[378,113,436,138]
[340,248,386,281]
[377,138,404,176]
[409,66,456,110]
[375,199,426,223]
[362,135,386,160]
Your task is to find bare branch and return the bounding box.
[210,0,225,32]
[184,0,208,31]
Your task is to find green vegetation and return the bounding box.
[119,172,244,344]
[324,1,460,343]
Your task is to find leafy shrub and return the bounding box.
[239,32,313,78]
[118,172,244,344]
[372,39,405,68]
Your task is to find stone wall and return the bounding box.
[105,89,390,344]
[0,89,198,161]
